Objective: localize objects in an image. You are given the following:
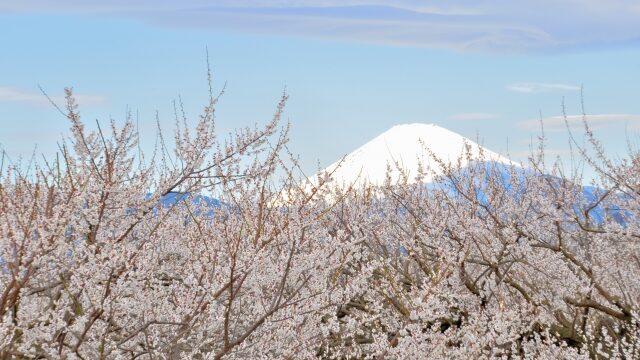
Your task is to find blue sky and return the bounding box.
[1,1,640,176]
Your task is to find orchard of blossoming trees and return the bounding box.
[1,85,639,359]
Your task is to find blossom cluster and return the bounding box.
[1,89,638,359]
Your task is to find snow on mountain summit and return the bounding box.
[317,123,513,188]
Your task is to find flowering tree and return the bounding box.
[1,82,638,359]
[317,130,640,359]
[0,86,358,359]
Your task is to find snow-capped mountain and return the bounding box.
[316,123,513,188]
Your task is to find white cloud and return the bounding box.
[2,1,640,53]
[507,83,581,93]
[0,87,107,107]
[519,114,640,132]
[450,112,499,121]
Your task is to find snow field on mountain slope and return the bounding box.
[318,123,513,188]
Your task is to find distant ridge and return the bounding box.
[316,123,512,188]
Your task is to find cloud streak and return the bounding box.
[507,83,581,93]
[2,1,640,53]
[0,87,107,107]
[519,114,640,132]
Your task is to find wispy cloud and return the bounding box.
[507,83,581,93]
[520,114,640,132]
[450,112,499,121]
[0,87,107,107]
[2,1,640,53]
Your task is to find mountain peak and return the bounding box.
[317,122,512,187]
